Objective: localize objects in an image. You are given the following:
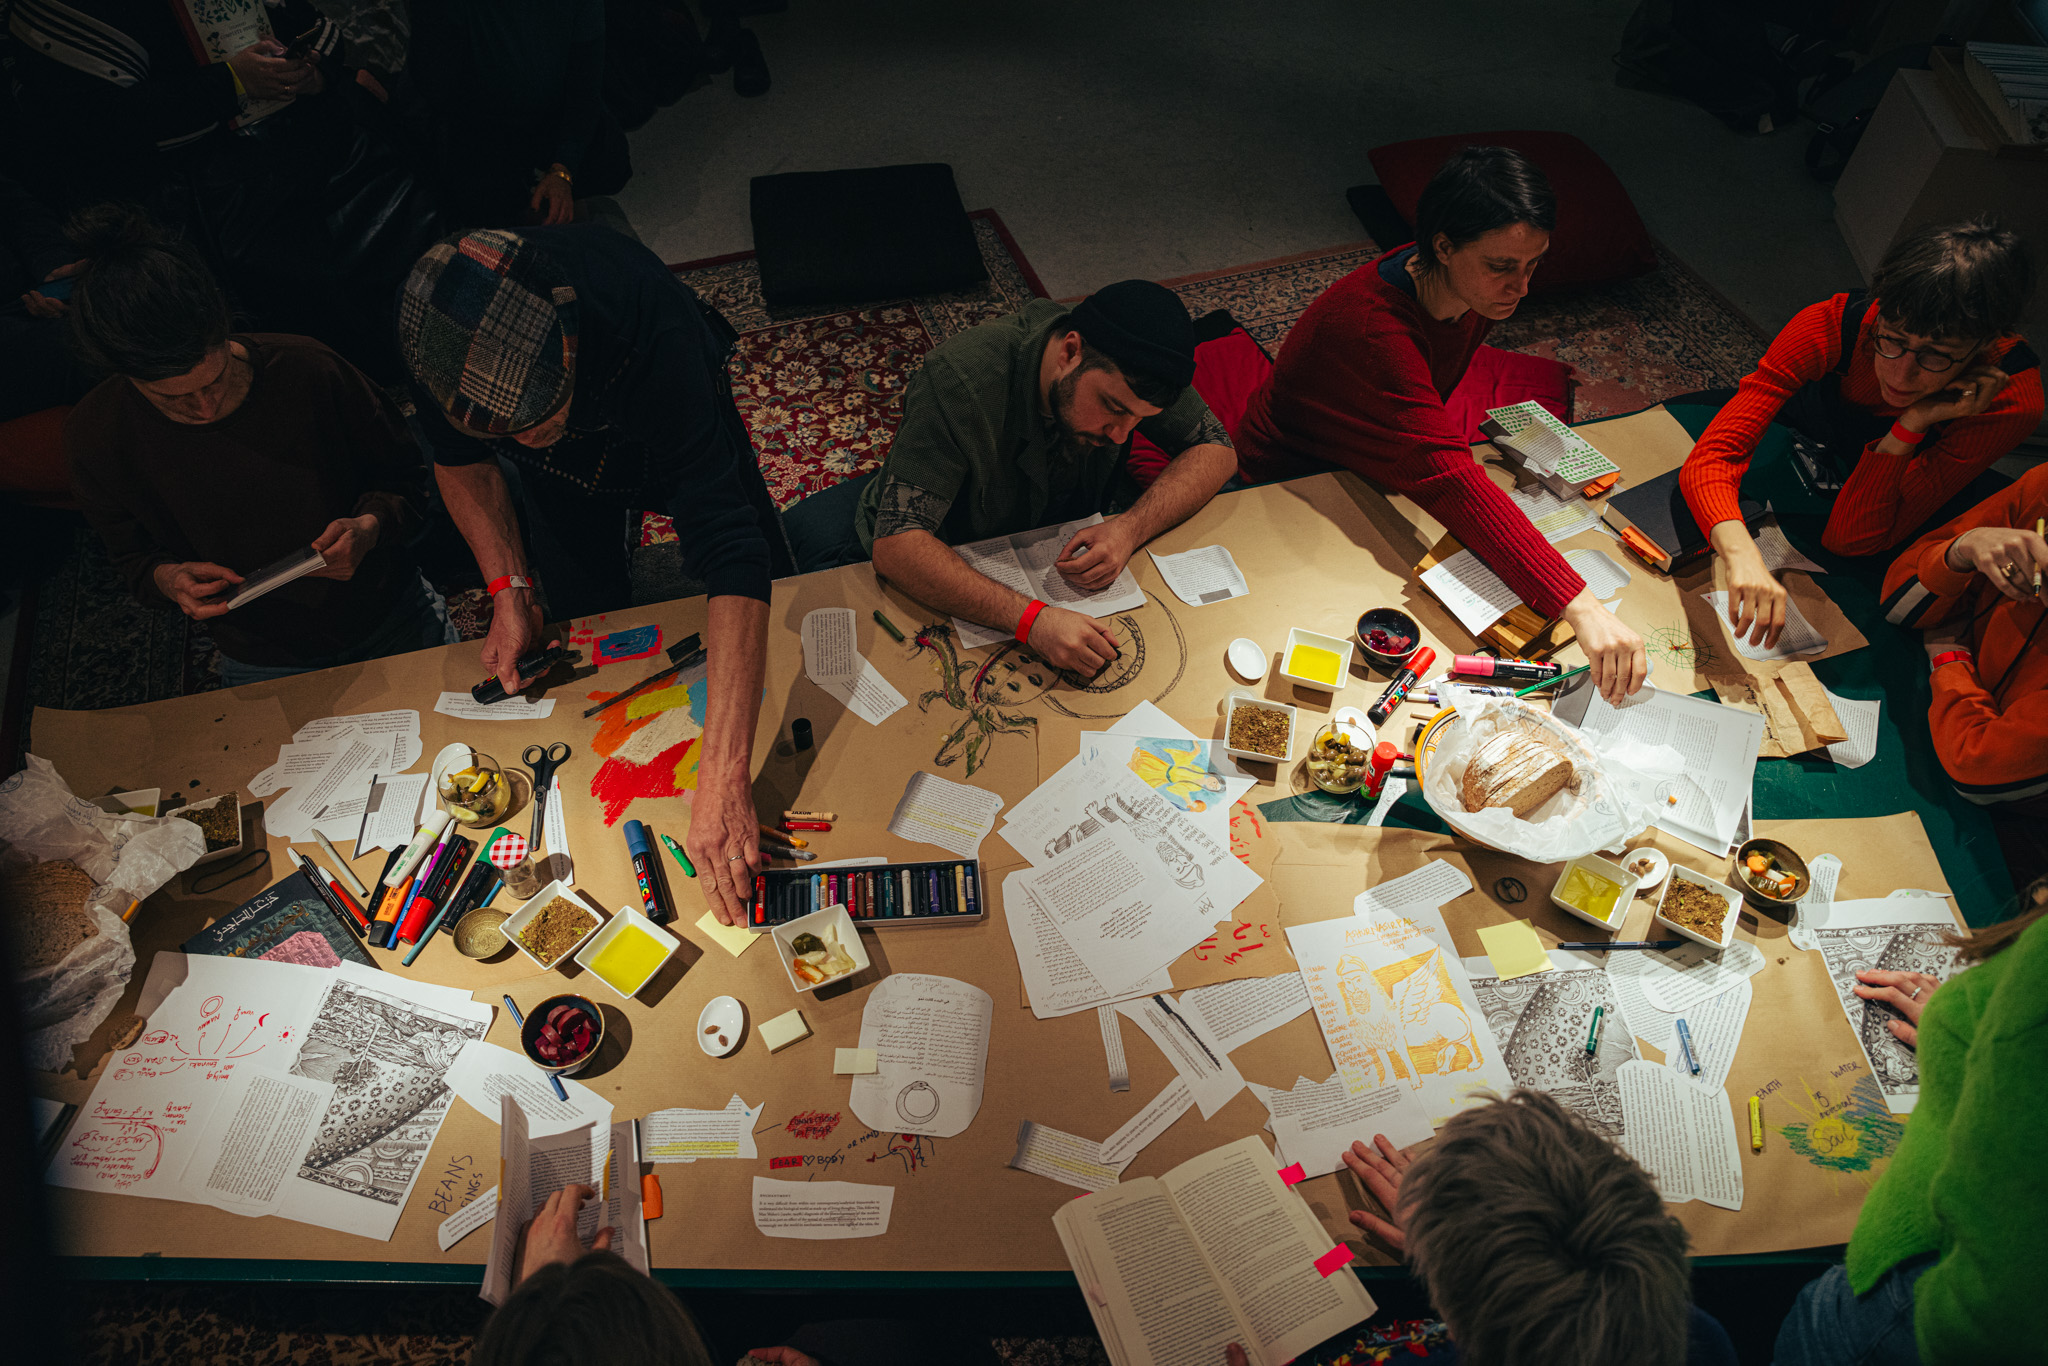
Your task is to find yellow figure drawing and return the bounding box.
[1375,947,1484,1077]
[1127,738,1228,813]
[1335,954,1410,1089]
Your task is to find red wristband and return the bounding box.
[1930,650,1974,672]
[1889,420,1926,446]
[1015,599,1048,645]
[486,574,535,596]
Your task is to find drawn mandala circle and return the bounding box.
[1645,625,1715,671]
[1041,600,1189,719]
[1494,877,1528,904]
[896,1080,940,1125]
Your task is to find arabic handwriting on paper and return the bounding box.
[849,974,992,1139]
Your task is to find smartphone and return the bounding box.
[37,276,74,302]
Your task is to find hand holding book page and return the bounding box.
[951,513,1147,649]
[224,545,325,611]
[849,974,992,1138]
[482,1094,610,1305]
[1053,1136,1376,1366]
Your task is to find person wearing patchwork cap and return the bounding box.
[399,224,793,928]
[781,280,1237,675]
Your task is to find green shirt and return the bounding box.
[854,298,1226,551]
[1844,912,2048,1362]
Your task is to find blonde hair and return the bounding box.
[1946,875,2048,964]
[1401,1090,1692,1366]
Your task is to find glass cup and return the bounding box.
[439,751,514,828]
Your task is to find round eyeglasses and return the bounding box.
[1872,332,1967,373]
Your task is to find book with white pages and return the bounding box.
[224,545,326,611]
[1054,1135,1375,1366]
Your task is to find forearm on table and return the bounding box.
[699,593,769,779]
[872,529,1032,632]
[1115,442,1235,544]
[433,461,527,580]
[1410,462,1582,615]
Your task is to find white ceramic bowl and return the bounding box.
[771,904,870,994]
[1655,864,1743,950]
[1221,690,1299,765]
[1226,637,1267,682]
[499,879,604,972]
[572,906,681,998]
[1618,847,1670,893]
[696,995,745,1057]
[1278,627,1354,693]
[1549,852,1642,934]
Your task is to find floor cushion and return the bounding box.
[1126,311,1270,488]
[0,405,77,509]
[750,163,987,308]
[1445,345,1573,446]
[1366,131,1657,295]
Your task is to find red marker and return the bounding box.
[782,820,832,832]
[1367,646,1436,726]
[753,874,768,926]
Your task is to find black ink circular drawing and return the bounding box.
[896,1080,940,1126]
[1040,598,1189,720]
[1494,877,1528,904]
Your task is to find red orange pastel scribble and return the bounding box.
[586,687,704,826]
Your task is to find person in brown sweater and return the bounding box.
[62,208,453,684]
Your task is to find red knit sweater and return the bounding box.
[1233,248,1585,618]
[1882,464,2048,804]
[1682,294,2043,557]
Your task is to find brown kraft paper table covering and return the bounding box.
[30,425,1932,1273]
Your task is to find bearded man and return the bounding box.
[781,280,1237,674]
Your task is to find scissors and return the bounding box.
[523,742,571,845]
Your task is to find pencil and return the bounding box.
[1515,663,1588,698]
[2035,518,2043,595]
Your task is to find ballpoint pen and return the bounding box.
[1555,939,1685,951]
[313,828,370,900]
[502,995,568,1102]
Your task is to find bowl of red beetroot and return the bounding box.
[521,994,605,1076]
[1356,608,1422,673]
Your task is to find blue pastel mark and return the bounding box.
[594,625,662,664]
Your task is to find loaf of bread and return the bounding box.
[1459,727,1576,817]
[0,860,100,973]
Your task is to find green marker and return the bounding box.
[659,832,697,879]
[1516,663,1589,698]
[1585,1005,1605,1056]
[872,609,906,643]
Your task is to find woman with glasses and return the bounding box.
[1679,219,2040,649]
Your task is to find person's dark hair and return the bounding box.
[1945,874,2047,963]
[65,203,233,380]
[1072,339,1180,408]
[1401,1090,1692,1366]
[1413,146,1556,274]
[471,1252,715,1366]
[1871,218,2033,345]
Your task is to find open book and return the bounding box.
[481,1095,647,1305]
[1053,1135,1375,1366]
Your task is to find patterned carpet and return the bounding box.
[40,216,1766,1361]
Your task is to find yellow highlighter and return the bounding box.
[1748,1095,1764,1152]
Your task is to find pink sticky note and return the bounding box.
[1277,1162,1307,1186]
[1313,1244,1355,1278]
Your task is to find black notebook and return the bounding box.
[182,868,372,968]
[1602,467,1766,573]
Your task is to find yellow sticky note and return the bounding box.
[695,909,760,958]
[833,1048,878,1075]
[1477,918,1554,980]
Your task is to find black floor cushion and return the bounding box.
[750,163,988,307]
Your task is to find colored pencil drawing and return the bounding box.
[1375,946,1488,1080]
[910,622,1039,776]
[1122,736,1230,813]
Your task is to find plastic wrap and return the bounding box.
[0,755,207,1071]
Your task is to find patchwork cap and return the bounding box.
[1067,279,1196,391]
[398,230,578,435]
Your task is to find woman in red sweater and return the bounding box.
[1682,219,2039,649]
[1235,148,1646,702]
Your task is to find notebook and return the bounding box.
[181,868,372,968]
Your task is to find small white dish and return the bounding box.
[1618,847,1670,893]
[1278,627,1354,693]
[696,995,745,1057]
[427,742,476,809]
[499,879,604,972]
[1549,852,1642,933]
[1221,690,1299,765]
[1655,864,1742,950]
[94,788,162,817]
[572,906,681,999]
[1226,638,1267,682]
[1332,706,1372,748]
[772,905,871,994]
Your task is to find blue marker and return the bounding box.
[1675,1017,1701,1076]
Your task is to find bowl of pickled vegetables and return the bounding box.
[1733,838,1809,906]
[771,905,868,993]
[437,750,514,827]
[1304,719,1373,794]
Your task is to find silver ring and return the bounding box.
[1910,985,1923,1000]
[727,855,746,862]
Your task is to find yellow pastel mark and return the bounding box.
[1286,643,1341,686]
[626,685,694,720]
[1477,919,1554,980]
[694,908,759,958]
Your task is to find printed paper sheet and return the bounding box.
[952,514,1147,649]
[849,974,992,1138]
[1149,544,1250,605]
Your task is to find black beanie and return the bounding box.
[1066,280,1196,391]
